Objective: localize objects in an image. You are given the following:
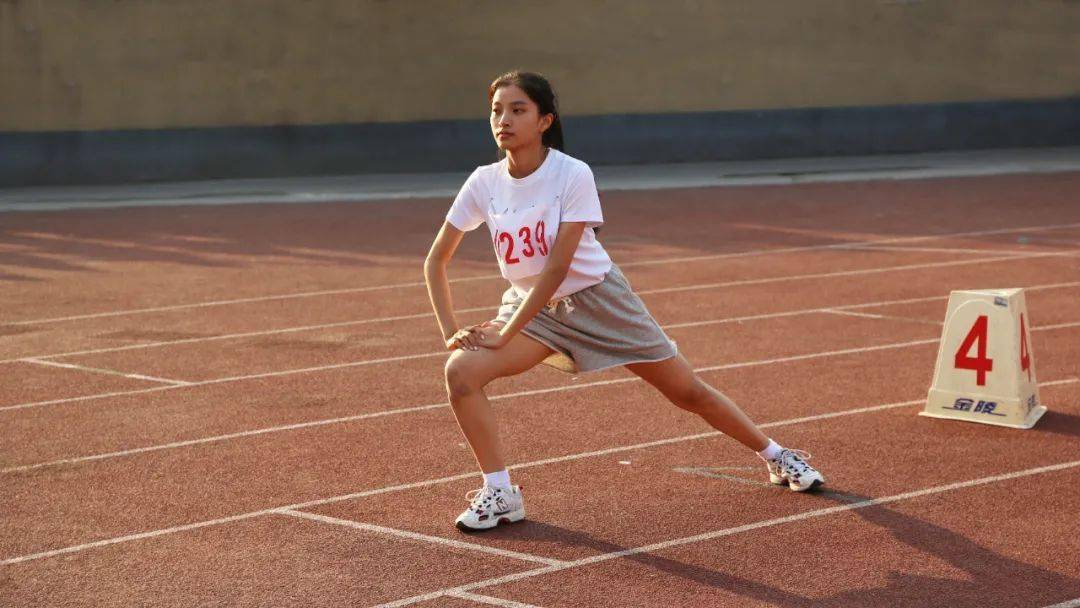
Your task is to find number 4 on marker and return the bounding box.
[954,315,993,386]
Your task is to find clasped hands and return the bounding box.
[445,320,509,351]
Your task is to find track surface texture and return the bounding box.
[2,170,1079,607]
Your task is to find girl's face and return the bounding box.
[490,84,553,153]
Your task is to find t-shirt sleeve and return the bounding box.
[445,169,486,232]
[560,162,604,228]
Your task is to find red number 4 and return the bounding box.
[954,315,993,386]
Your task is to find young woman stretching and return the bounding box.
[424,71,825,532]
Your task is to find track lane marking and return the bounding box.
[4,253,1076,365]
[6,220,1079,326]
[3,378,1075,566]
[22,333,1078,473]
[376,459,1080,607]
[18,358,192,386]
[637,250,1076,296]
[820,309,943,326]
[444,591,546,608]
[2,280,1077,415]
[0,338,949,473]
[844,245,1038,255]
[274,509,565,568]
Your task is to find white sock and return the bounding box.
[757,439,783,461]
[483,469,512,489]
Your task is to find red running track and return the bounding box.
[1,171,1079,607]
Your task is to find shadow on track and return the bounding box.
[479,485,1080,607]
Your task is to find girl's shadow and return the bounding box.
[483,486,1080,607]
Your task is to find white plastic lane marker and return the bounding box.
[274,509,566,567]
[6,220,1079,327]
[3,382,1076,567]
[19,358,192,386]
[376,459,1080,607]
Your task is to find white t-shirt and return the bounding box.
[446,148,613,300]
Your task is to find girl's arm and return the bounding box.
[489,221,587,347]
[424,221,480,349]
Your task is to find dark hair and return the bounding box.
[488,70,564,151]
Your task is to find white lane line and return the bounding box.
[1,337,947,473]
[1034,320,1080,331]
[623,221,1080,268]
[7,220,1080,326]
[673,466,775,488]
[636,250,1076,296]
[664,280,1080,331]
[377,459,1080,607]
[0,385,178,413]
[275,509,565,568]
[0,252,1065,366]
[846,245,1038,255]
[444,590,546,608]
[19,358,192,386]
[1043,599,1080,608]
[195,351,448,386]
[0,351,448,413]
[4,279,1079,415]
[1027,237,1080,247]
[0,396,909,566]
[4,381,1077,568]
[821,309,943,326]
[0,306,495,364]
[1,278,496,327]
[0,400,433,473]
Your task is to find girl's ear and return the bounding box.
[539,113,554,133]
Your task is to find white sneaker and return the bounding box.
[767,448,825,492]
[455,485,525,532]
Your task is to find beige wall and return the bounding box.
[2,0,1078,132]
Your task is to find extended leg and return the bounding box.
[627,354,826,491]
[626,354,769,451]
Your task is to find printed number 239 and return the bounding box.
[498,220,548,264]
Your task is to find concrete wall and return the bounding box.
[2,0,1078,186]
[4,0,1078,131]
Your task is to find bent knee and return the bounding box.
[444,353,489,401]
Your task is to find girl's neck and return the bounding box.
[505,145,549,179]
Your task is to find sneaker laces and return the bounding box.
[776,449,814,475]
[464,486,502,515]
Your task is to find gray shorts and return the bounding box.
[495,264,678,374]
